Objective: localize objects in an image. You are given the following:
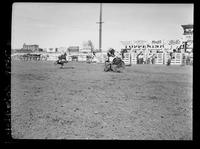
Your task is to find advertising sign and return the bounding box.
[151,40,162,44]
[168,40,181,45]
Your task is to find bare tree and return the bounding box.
[87,40,94,52]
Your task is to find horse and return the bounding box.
[104,56,125,73]
[58,52,67,61]
[54,52,68,68]
[86,55,94,63]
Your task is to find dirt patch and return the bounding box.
[11,61,192,140]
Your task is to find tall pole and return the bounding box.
[97,3,104,52]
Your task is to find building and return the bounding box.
[43,48,47,52]
[67,46,79,55]
[80,41,93,53]
[57,47,68,53]
[181,24,193,37]
[22,43,39,51]
[46,48,57,53]
[181,24,193,52]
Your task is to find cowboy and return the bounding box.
[58,52,67,62]
[107,48,115,62]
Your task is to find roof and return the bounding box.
[67,46,79,52]
[68,46,79,49]
[181,24,193,29]
[16,49,32,53]
[23,43,39,46]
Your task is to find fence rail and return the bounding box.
[11,52,192,66]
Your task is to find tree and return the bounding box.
[87,40,94,52]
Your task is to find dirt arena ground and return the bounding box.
[11,61,193,140]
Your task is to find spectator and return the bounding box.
[147,56,150,64]
[167,55,171,66]
[190,52,193,65]
[141,54,144,64]
[181,53,186,66]
[185,52,190,65]
[151,54,156,64]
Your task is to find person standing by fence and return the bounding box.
[166,52,172,66]
[151,54,156,64]
[181,53,186,66]
[189,52,193,65]
[185,52,190,65]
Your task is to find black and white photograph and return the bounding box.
[10,3,193,140]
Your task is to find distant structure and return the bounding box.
[80,41,94,53]
[181,24,193,52]
[57,47,68,53]
[67,46,79,55]
[181,24,193,36]
[46,48,57,53]
[22,43,39,51]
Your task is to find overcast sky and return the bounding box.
[12,3,193,51]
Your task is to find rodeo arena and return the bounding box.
[11,23,193,139]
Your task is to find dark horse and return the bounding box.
[104,57,125,73]
[54,53,68,68]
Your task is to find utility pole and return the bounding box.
[96,3,104,52]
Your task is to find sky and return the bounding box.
[11,3,193,51]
